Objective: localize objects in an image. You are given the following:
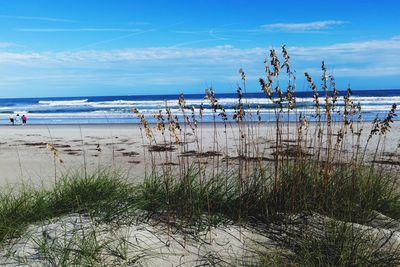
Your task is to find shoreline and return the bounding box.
[0,119,389,127]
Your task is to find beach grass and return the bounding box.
[0,163,398,265]
[0,162,398,265]
[133,162,400,225]
[0,170,136,243]
[259,221,400,267]
[0,46,399,265]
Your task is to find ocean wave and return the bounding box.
[38,99,89,106]
[0,112,135,118]
[0,104,394,116]
[33,96,400,108]
[0,93,393,125]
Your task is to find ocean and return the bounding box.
[0,89,399,125]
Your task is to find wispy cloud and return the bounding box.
[0,42,13,48]
[288,36,400,59]
[260,20,346,32]
[128,21,152,26]
[1,37,396,68]
[0,45,263,64]
[16,28,145,32]
[170,30,208,35]
[0,36,399,92]
[0,15,75,23]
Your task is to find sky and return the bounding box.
[0,0,399,97]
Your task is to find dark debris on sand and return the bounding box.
[148,144,176,152]
[122,152,140,157]
[223,155,275,162]
[271,146,313,158]
[179,150,222,157]
[23,142,47,146]
[371,159,400,166]
[63,149,82,153]
[161,162,179,166]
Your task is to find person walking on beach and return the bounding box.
[15,114,22,125]
[8,114,14,126]
[22,114,27,125]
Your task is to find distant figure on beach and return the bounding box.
[8,114,14,126]
[15,114,22,125]
[22,114,27,125]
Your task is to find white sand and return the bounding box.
[0,122,398,187]
[0,213,273,266]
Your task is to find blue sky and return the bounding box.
[0,0,399,97]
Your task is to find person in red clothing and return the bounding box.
[21,114,27,125]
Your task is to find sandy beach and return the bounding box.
[0,122,398,187]
[0,1,399,264]
[0,124,146,186]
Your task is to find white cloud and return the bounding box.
[0,45,264,65]
[0,15,75,23]
[261,20,346,31]
[302,66,400,77]
[0,42,13,48]
[286,36,400,72]
[289,37,400,55]
[16,28,145,32]
[0,36,399,91]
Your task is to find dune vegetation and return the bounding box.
[0,46,399,266]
